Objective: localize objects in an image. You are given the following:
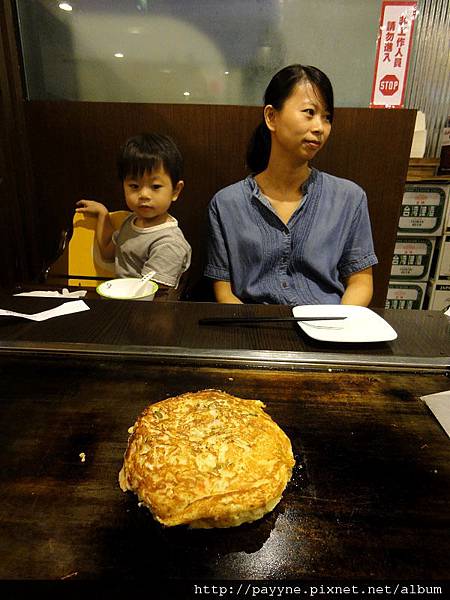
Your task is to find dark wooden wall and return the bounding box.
[0,0,40,289]
[24,101,415,307]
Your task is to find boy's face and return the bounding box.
[123,167,184,228]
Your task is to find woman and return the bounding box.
[205,64,378,305]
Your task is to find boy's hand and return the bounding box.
[76,199,109,216]
[75,199,115,261]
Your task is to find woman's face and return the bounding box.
[265,81,332,164]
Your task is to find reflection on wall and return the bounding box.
[17,1,79,100]
[16,0,383,107]
[73,15,229,103]
[281,0,382,107]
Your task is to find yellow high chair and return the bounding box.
[46,211,130,287]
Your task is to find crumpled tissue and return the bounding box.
[14,289,87,298]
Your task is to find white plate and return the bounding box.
[292,304,397,343]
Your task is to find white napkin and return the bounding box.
[421,391,450,438]
[0,300,90,321]
[14,288,87,298]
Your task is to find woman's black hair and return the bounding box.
[117,132,183,186]
[246,64,334,174]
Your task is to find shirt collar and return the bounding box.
[247,167,317,198]
[131,213,178,233]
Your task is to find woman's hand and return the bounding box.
[76,199,109,217]
[213,280,243,304]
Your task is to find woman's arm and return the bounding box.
[76,199,115,261]
[213,280,243,304]
[341,267,373,307]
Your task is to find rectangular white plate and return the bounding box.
[292,305,398,343]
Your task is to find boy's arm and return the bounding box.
[213,280,243,304]
[76,199,115,261]
[341,267,373,307]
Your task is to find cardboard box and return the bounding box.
[407,158,440,179]
[427,279,450,311]
[386,281,427,310]
[446,188,450,232]
[398,184,449,236]
[435,235,450,279]
[409,111,427,159]
[390,237,436,281]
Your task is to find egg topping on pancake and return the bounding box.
[119,389,294,528]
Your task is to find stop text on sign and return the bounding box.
[379,75,400,96]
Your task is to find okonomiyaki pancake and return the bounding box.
[119,389,294,528]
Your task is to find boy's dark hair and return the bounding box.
[117,132,183,186]
[246,64,334,175]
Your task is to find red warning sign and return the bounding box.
[370,1,417,108]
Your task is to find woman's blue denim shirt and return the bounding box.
[204,168,378,305]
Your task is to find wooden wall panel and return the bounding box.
[24,101,415,306]
[0,0,40,289]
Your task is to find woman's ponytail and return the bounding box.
[246,120,271,175]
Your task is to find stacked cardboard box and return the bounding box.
[427,220,450,310]
[386,281,427,310]
[388,182,449,309]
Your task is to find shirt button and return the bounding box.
[282,281,288,288]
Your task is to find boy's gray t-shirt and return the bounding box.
[112,214,191,288]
